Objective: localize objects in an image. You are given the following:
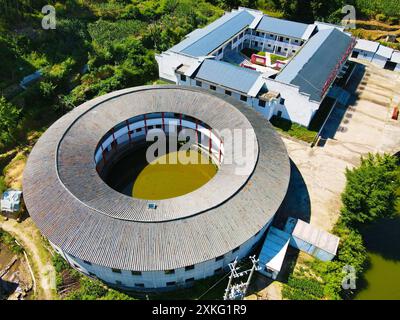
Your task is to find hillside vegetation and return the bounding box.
[0,0,224,154]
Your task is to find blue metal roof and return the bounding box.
[276,28,353,102]
[194,59,262,94]
[171,10,255,57]
[258,227,290,273]
[256,16,310,39]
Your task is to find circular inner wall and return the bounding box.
[95,112,222,200]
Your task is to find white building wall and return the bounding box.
[264,79,320,127]
[353,49,375,62]
[156,52,199,82]
[50,220,272,291]
[177,72,318,127]
[250,33,302,56]
[371,54,388,68]
[182,76,258,109]
[395,63,400,72]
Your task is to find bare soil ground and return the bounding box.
[350,19,400,45]
[0,217,57,300]
[0,243,33,299]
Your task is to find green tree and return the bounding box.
[0,96,21,150]
[341,153,399,225]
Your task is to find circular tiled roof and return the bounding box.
[23,86,290,271]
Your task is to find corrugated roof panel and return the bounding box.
[172,10,255,57]
[292,219,339,255]
[259,227,290,272]
[256,16,311,39]
[195,59,263,95]
[276,28,353,102]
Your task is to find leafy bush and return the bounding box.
[0,96,22,151]
[341,154,399,225]
[0,176,6,194]
[375,13,387,22]
[0,228,23,254]
[287,276,325,298]
[52,253,71,273]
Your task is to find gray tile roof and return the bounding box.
[256,16,311,39]
[276,28,354,102]
[23,86,290,271]
[170,10,255,57]
[194,59,263,95]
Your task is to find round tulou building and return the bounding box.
[23,85,290,291]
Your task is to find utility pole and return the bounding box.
[223,258,238,300]
[243,256,259,297]
[223,255,261,300]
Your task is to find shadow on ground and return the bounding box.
[273,159,311,229]
[319,63,366,141]
[245,159,311,299]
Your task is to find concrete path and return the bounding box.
[284,60,400,231]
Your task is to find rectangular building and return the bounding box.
[156,7,356,127]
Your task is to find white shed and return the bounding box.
[285,218,340,262]
[1,190,23,213]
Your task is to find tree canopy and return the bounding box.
[341,153,399,225]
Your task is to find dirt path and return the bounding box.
[0,217,57,300]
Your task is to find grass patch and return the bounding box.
[270,54,287,64]
[282,274,325,300]
[151,79,172,85]
[0,228,23,254]
[52,253,134,300]
[270,116,317,143]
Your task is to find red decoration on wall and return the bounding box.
[321,37,357,98]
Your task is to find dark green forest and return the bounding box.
[0,0,399,152]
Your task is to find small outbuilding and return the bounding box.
[258,226,291,279]
[285,217,339,262]
[1,189,23,214]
